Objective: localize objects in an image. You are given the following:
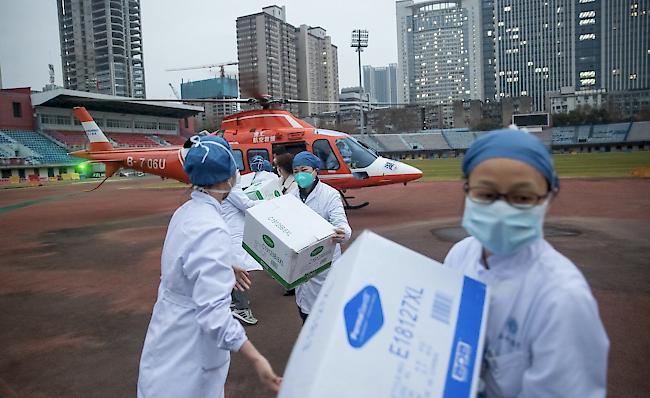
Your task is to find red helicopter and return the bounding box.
[71,95,423,208]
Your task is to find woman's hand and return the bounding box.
[331,227,346,243]
[253,356,282,392]
[239,341,282,392]
[233,266,252,291]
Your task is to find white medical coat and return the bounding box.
[137,190,248,398]
[292,181,351,314]
[239,170,277,189]
[444,237,609,398]
[222,181,262,271]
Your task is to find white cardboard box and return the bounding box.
[242,195,336,289]
[279,231,489,398]
[244,178,282,200]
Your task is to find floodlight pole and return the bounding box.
[351,29,368,135]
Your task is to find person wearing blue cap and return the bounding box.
[291,151,351,323]
[443,128,609,397]
[138,135,281,397]
[248,155,277,186]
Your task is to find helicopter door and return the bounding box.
[272,142,307,157]
[312,139,340,171]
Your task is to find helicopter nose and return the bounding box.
[398,162,423,177]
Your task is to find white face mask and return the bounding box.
[462,197,549,256]
[196,179,234,201]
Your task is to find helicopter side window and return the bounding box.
[312,139,340,170]
[246,149,270,170]
[335,138,377,169]
[232,149,244,171]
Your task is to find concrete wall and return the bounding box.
[0,88,34,130]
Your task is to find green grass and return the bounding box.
[404,151,650,181]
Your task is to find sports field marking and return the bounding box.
[0,192,79,215]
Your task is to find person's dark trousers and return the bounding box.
[232,290,250,310]
[297,306,308,324]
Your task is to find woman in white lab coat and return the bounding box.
[137,136,281,397]
[444,129,609,397]
[274,152,298,195]
[291,151,351,322]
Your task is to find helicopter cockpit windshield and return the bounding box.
[335,137,377,169]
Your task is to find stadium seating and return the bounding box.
[44,130,88,149]
[443,131,476,149]
[401,133,450,150]
[372,134,411,152]
[156,135,187,146]
[1,129,76,164]
[108,133,160,148]
[626,121,650,142]
[400,134,424,150]
[0,145,14,158]
[0,132,14,144]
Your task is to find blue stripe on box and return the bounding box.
[442,276,487,398]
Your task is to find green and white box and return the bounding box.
[278,231,489,398]
[244,178,282,200]
[242,195,336,289]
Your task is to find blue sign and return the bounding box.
[344,285,384,349]
[442,277,487,397]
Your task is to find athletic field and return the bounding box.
[405,151,650,181]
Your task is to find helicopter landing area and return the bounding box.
[0,178,649,398]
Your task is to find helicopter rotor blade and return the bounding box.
[78,98,256,104]
[284,99,413,106]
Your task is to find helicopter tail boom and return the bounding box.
[73,107,114,152]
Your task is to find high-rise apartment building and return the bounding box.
[296,25,339,116]
[489,0,578,111]
[395,0,483,105]
[600,0,649,92]
[57,0,145,98]
[236,6,297,104]
[236,6,339,116]
[484,0,648,111]
[363,64,398,105]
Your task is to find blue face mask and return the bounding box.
[461,197,549,256]
[295,171,315,189]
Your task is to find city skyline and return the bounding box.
[0,0,398,100]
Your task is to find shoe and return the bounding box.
[283,289,295,296]
[232,308,258,325]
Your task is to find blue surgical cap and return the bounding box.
[293,151,322,170]
[462,129,559,190]
[250,155,268,172]
[184,135,236,186]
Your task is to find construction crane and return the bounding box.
[168,83,181,100]
[166,61,238,78]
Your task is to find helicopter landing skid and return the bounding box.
[340,191,369,210]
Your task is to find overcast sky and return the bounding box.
[0,0,398,99]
